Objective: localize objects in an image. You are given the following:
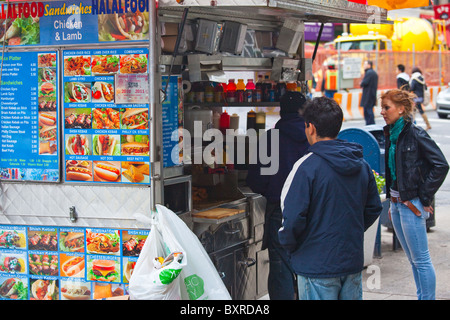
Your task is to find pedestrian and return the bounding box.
[360,60,378,125]
[410,67,431,130]
[323,64,338,99]
[381,89,449,300]
[246,91,310,300]
[279,96,382,300]
[396,64,410,91]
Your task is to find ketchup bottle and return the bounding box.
[219,110,230,134]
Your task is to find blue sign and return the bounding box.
[0,51,60,182]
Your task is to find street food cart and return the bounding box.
[0,0,388,300]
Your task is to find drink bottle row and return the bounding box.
[185,75,300,104]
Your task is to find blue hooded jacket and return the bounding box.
[246,113,310,203]
[279,139,382,278]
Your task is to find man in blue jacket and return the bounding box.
[247,91,310,300]
[279,97,382,300]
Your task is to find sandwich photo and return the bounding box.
[121,135,149,156]
[61,281,91,300]
[59,231,84,253]
[39,112,56,126]
[66,160,93,181]
[98,2,149,42]
[88,259,119,282]
[39,67,56,83]
[93,161,121,182]
[60,255,85,278]
[92,81,114,103]
[93,135,119,156]
[0,277,28,300]
[39,81,55,98]
[121,108,149,130]
[65,82,91,103]
[31,279,58,300]
[39,125,57,141]
[65,134,91,156]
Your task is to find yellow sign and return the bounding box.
[367,0,429,10]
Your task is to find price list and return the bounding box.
[0,51,59,182]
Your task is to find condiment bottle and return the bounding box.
[219,110,230,134]
[246,109,256,131]
[255,110,266,131]
[229,113,240,130]
[236,79,246,103]
[226,79,236,103]
[213,111,220,129]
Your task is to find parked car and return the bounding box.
[437,85,450,119]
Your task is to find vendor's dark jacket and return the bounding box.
[279,140,382,278]
[384,120,448,207]
[360,68,378,108]
[246,113,309,203]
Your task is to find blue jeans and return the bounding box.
[390,197,436,300]
[297,273,362,300]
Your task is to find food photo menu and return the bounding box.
[62,48,151,185]
[0,224,149,300]
[0,51,60,182]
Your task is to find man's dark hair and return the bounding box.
[397,64,405,73]
[303,97,343,139]
[365,60,373,68]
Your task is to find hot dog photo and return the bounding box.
[66,160,93,181]
[93,135,120,156]
[39,112,56,127]
[60,253,85,278]
[93,161,121,182]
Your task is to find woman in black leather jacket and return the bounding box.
[381,89,449,300]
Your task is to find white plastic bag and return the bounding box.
[155,204,231,300]
[129,215,186,300]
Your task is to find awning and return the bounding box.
[366,0,430,11]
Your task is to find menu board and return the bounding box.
[0,224,149,300]
[62,48,151,184]
[162,76,183,168]
[0,51,60,182]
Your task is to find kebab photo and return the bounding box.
[28,231,58,251]
[29,253,58,276]
[64,108,92,129]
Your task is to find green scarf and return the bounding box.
[388,117,405,182]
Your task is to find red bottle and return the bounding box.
[226,79,236,103]
[219,110,230,134]
[245,79,256,102]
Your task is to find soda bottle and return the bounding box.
[263,75,272,102]
[276,82,287,101]
[226,79,237,103]
[245,79,255,102]
[236,79,246,103]
[204,82,214,103]
[269,84,275,102]
[214,83,224,103]
[255,75,263,102]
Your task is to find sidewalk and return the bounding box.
[362,205,450,300]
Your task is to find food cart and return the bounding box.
[0,0,388,300]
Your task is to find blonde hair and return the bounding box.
[381,89,415,119]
